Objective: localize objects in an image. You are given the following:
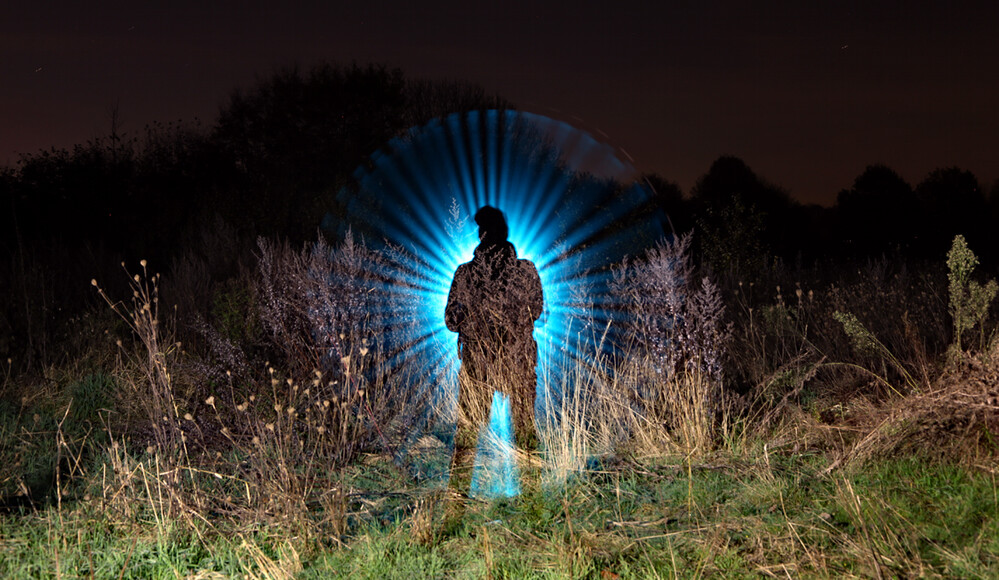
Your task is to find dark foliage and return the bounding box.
[1,60,997,376]
[0,63,507,373]
[686,156,796,275]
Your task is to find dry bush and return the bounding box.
[160,216,256,351]
[718,256,951,437]
[92,262,212,529]
[838,339,999,468]
[191,234,431,525]
[95,263,187,467]
[255,233,376,379]
[818,238,999,468]
[514,233,736,486]
[93,233,434,543]
[582,233,733,457]
[249,232,432,451]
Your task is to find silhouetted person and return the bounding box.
[446,206,543,458]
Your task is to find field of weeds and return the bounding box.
[2,233,998,578]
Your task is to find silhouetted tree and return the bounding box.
[835,164,916,258]
[786,202,838,265]
[689,156,794,275]
[131,119,227,259]
[1,136,147,370]
[12,138,139,254]
[212,63,514,243]
[212,63,409,241]
[914,167,989,260]
[0,63,521,371]
[643,173,688,235]
[403,78,511,127]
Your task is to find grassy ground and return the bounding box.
[3,235,997,578]
[3,446,998,578]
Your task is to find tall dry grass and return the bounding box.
[57,223,999,572]
[533,233,734,488]
[87,232,438,547]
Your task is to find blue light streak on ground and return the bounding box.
[470,391,521,499]
[332,110,668,483]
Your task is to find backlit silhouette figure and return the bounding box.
[446,206,544,455]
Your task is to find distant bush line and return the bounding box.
[1,61,998,372]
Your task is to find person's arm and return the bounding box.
[445,266,468,332]
[525,262,544,322]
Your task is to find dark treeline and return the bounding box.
[2,61,998,370]
[0,63,508,368]
[1,63,508,265]
[649,157,999,277]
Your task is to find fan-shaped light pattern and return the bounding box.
[332,110,668,488]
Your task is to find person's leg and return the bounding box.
[503,357,539,495]
[511,358,538,451]
[452,357,491,493]
[454,367,478,452]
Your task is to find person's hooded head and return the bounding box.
[473,206,516,275]
[475,206,508,246]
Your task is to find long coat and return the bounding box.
[445,241,543,445]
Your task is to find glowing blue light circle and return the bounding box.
[331,109,668,417]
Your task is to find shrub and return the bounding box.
[947,235,998,354]
[608,233,731,455]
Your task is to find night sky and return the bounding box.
[4,1,997,206]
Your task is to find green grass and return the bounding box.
[0,372,115,507]
[3,451,998,578]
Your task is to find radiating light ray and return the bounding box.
[330,110,668,477]
[470,391,520,499]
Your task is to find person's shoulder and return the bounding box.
[516,258,540,275]
[453,261,474,278]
